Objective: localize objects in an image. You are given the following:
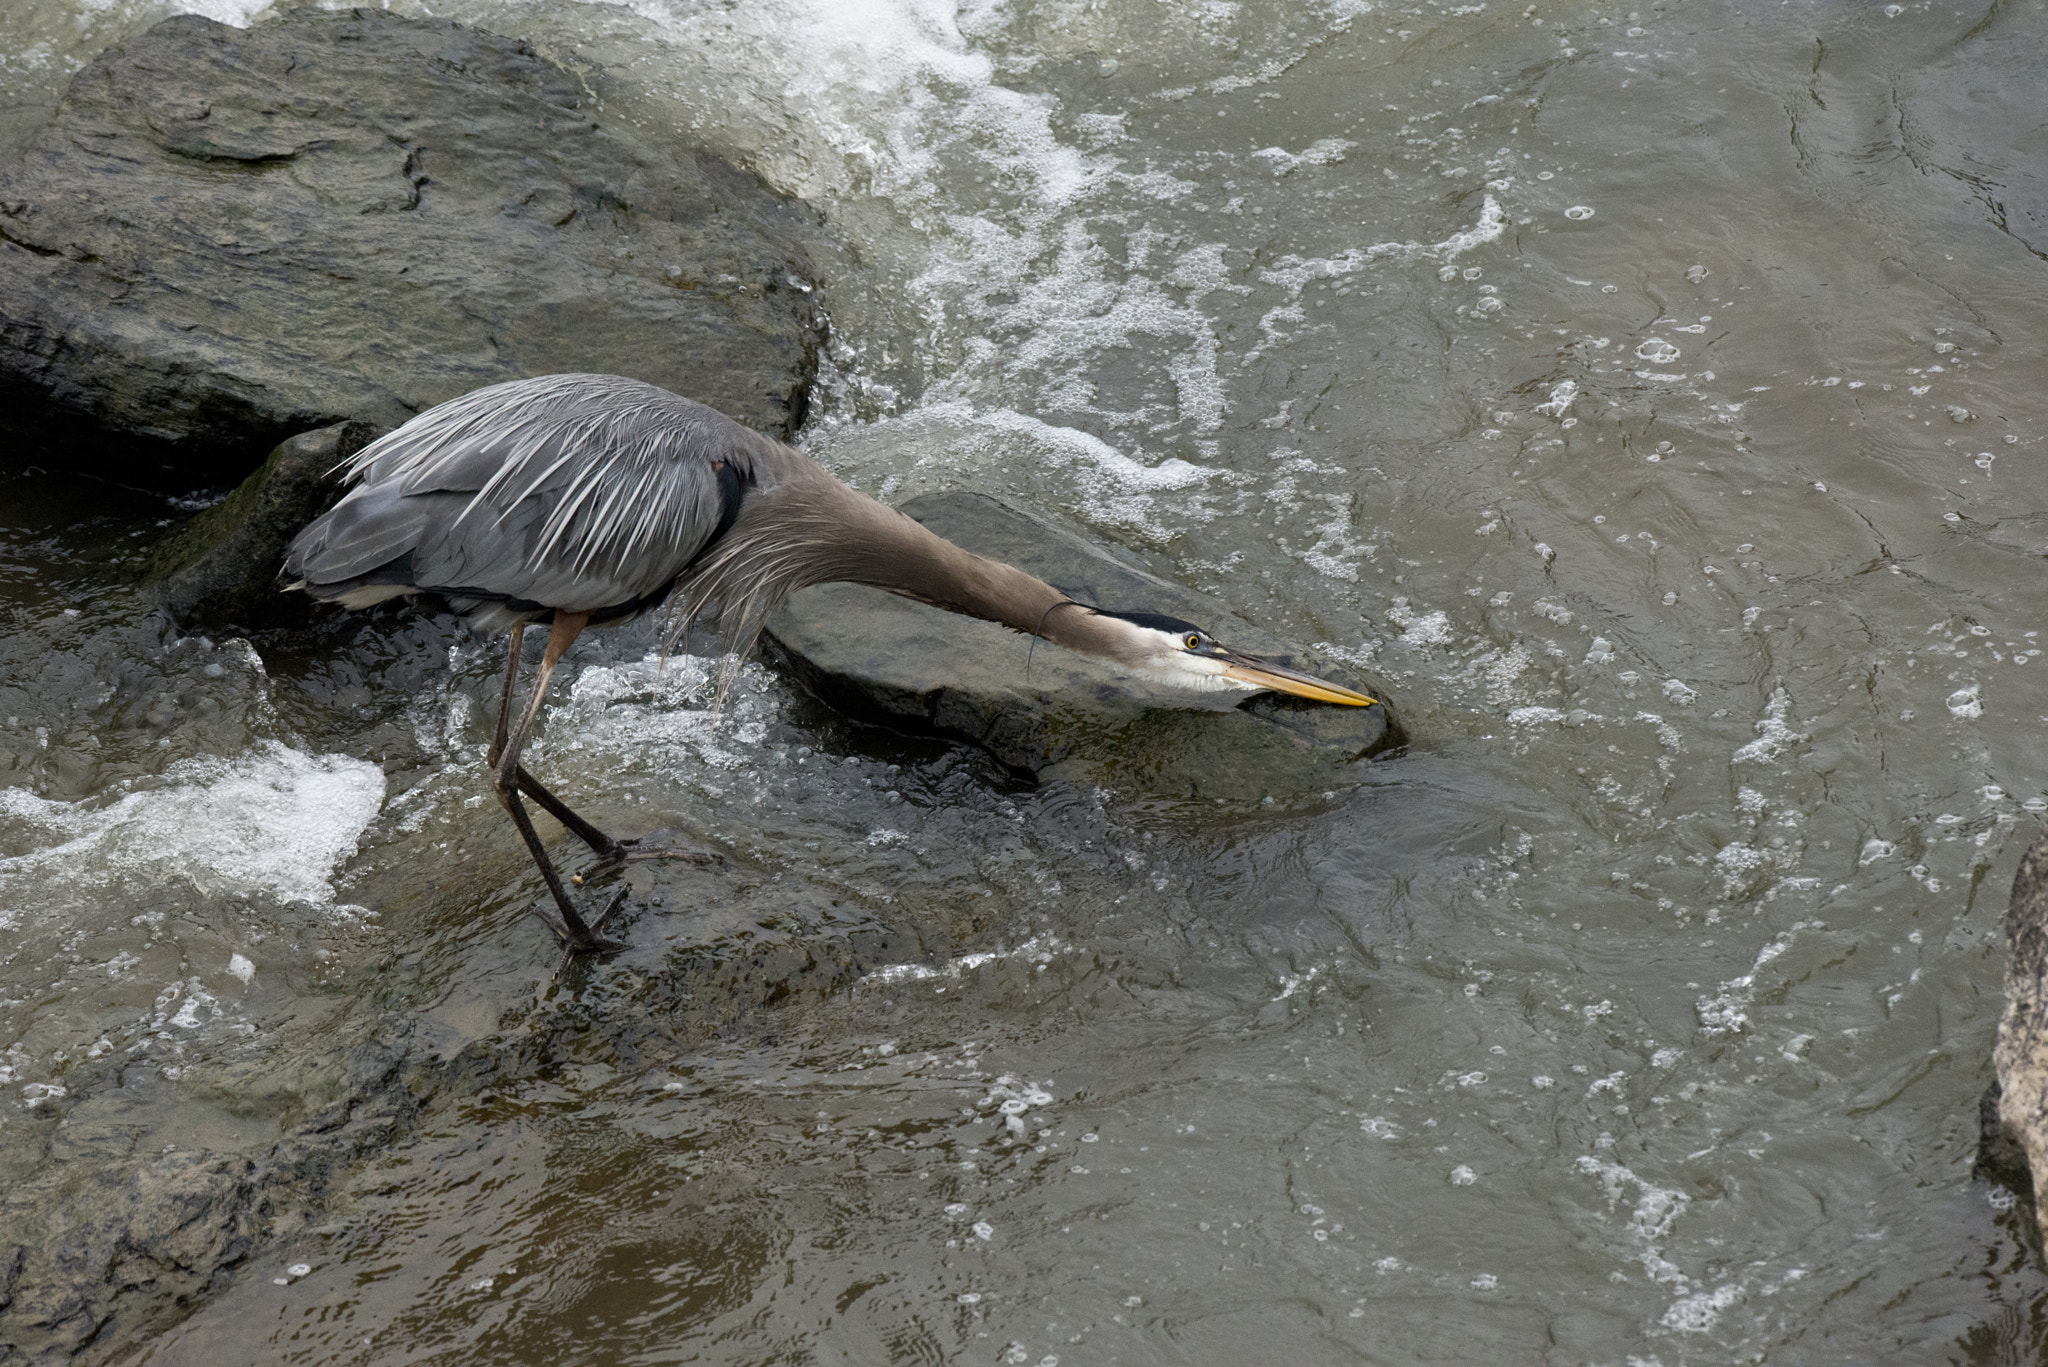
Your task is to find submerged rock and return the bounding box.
[0,7,823,481]
[1988,830,2048,1242]
[0,1151,262,1364]
[763,492,1399,798]
[0,1022,419,1366]
[143,421,374,629]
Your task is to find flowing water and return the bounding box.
[4,0,2048,1361]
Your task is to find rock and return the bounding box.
[142,420,374,628]
[1989,830,2048,1241]
[763,492,1399,798]
[0,7,823,483]
[0,1151,262,1364]
[0,1022,421,1366]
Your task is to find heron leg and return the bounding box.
[487,622,525,771]
[510,766,719,879]
[489,617,714,875]
[490,612,624,955]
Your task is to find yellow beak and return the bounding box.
[1220,654,1377,707]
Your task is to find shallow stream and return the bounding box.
[5,0,2048,1361]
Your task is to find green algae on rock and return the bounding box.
[142,422,375,630]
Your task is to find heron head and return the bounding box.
[1081,609,1377,706]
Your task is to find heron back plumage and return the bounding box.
[285,374,790,628]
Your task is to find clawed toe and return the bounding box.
[530,887,631,957]
[572,838,719,886]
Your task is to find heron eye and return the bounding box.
[1184,633,1202,651]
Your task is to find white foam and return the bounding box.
[1252,138,1357,174]
[0,742,385,909]
[1577,1155,1691,1290]
[1732,686,1808,764]
[830,403,1219,542]
[1386,600,1453,647]
[564,654,777,770]
[1662,1283,1742,1333]
[857,934,1070,987]
[164,0,278,26]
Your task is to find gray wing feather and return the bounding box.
[288,374,768,614]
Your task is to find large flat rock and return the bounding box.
[764,493,1400,798]
[0,7,824,480]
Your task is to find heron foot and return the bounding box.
[571,837,719,887]
[532,887,632,958]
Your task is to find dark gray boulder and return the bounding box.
[142,420,375,628]
[0,7,823,482]
[763,493,1399,798]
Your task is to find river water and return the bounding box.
[4,0,2046,1362]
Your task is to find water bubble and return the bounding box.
[1635,338,1681,363]
[1537,170,1554,180]
[1564,205,1595,220]
[1686,264,1709,283]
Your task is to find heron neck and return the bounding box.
[848,500,1122,655]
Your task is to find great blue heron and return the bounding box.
[284,373,1375,960]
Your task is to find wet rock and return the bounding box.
[0,1025,422,1366]
[763,492,1399,798]
[0,7,823,483]
[1989,830,2048,1244]
[142,421,374,629]
[0,1151,261,1365]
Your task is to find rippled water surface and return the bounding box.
[5,0,2048,1361]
